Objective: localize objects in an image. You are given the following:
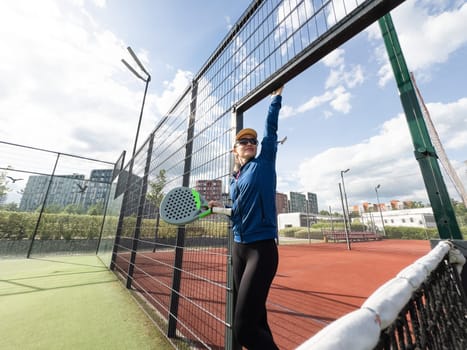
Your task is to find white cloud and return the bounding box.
[369,1,467,86]
[92,0,106,8]
[329,86,351,113]
[0,0,194,163]
[322,48,345,68]
[279,105,296,119]
[428,97,467,149]
[280,0,467,210]
[231,36,262,98]
[295,96,467,209]
[279,46,364,119]
[280,85,353,119]
[225,16,233,30]
[278,91,331,119]
[0,1,126,157]
[326,0,360,26]
[396,1,467,70]
[296,113,419,209]
[297,91,335,114]
[325,60,364,90]
[275,0,314,56]
[154,70,193,116]
[1,0,465,213]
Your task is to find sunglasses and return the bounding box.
[236,138,258,146]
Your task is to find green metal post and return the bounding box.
[379,13,462,239]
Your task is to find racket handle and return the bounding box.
[212,207,232,216]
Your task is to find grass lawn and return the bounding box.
[0,255,174,350]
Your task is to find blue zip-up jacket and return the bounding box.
[230,95,282,243]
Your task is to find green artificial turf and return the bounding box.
[0,255,174,350]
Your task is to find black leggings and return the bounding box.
[233,239,279,350]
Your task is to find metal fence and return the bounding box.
[0,140,116,258]
[103,0,405,349]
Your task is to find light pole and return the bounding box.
[375,184,386,236]
[329,205,334,232]
[369,206,376,232]
[121,46,151,159]
[339,183,351,250]
[340,169,351,233]
[119,47,151,288]
[299,192,311,244]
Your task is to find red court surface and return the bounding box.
[268,239,431,350]
[116,239,432,349]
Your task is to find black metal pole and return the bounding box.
[121,46,152,160]
[306,197,311,244]
[168,81,198,338]
[126,134,154,289]
[111,47,151,270]
[27,153,60,258]
[95,181,113,255]
[375,184,386,236]
[339,183,351,251]
[341,169,351,233]
[329,205,334,232]
[131,77,150,159]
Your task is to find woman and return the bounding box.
[211,85,284,349]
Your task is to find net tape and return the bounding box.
[296,240,467,350]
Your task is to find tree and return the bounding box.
[146,169,167,208]
[404,200,425,209]
[452,199,467,226]
[0,172,8,203]
[413,201,424,208]
[146,169,167,252]
[63,204,84,214]
[87,202,104,216]
[37,204,62,213]
[1,202,19,211]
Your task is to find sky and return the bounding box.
[1,0,466,212]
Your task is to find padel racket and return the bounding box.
[160,186,231,225]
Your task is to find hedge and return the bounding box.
[0,210,230,241]
[3,210,463,242]
[279,224,466,240]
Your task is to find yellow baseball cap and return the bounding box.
[235,128,257,140]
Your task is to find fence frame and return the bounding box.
[103,1,465,348]
[0,140,116,258]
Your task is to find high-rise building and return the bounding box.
[83,169,113,209]
[19,169,113,212]
[19,173,85,211]
[307,192,318,214]
[275,192,288,214]
[289,191,318,214]
[289,192,306,213]
[195,180,222,201]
